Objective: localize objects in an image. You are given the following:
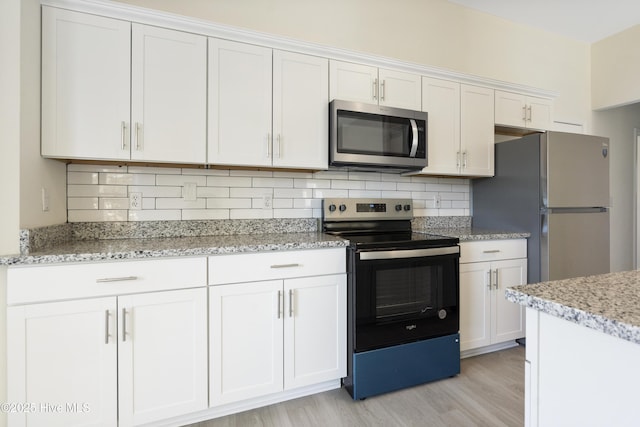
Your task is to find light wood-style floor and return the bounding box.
[189,345,525,427]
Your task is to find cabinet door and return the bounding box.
[118,288,208,426]
[273,51,329,169]
[421,77,460,175]
[459,262,492,351]
[209,280,284,406]
[527,96,553,130]
[492,259,527,343]
[460,84,495,176]
[378,68,421,110]
[131,24,206,163]
[494,90,526,128]
[7,298,118,427]
[283,274,346,389]
[208,39,273,166]
[41,7,130,161]
[329,60,377,104]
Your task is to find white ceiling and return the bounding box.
[447,0,640,43]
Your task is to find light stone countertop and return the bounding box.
[506,270,640,345]
[0,219,529,267]
[0,232,349,266]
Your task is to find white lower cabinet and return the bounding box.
[7,258,208,427]
[459,240,527,354]
[208,248,347,407]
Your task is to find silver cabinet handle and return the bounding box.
[270,263,301,269]
[493,269,499,290]
[462,151,468,168]
[289,289,294,317]
[96,276,138,283]
[482,250,501,254]
[527,105,532,122]
[373,78,378,101]
[409,119,418,158]
[275,134,281,159]
[277,290,282,319]
[380,79,386,101]
[104,310,110,344]
[135,122,143,150]
[266,133,271,158]
[121,308,127,342]
[121,121,128,150]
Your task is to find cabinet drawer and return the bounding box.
[460,239,527,264]
[209,248,346,285]
[8,257,207,305]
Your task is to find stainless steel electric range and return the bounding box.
[322,198,461,400]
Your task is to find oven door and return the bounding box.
[353,246,459,352]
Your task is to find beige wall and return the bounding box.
[592,25,640,110]
[592,104,640,272]
[116,0,592,129]
[0,0,20,419]
[20,0,67,229]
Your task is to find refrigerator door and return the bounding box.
[544,132,609,208]
[541,209,610,281]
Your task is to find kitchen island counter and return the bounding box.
[506,270,640,345]
[506,271,640,427]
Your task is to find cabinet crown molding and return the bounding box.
[42,0,557,99]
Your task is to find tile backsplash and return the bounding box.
[66,164,470,222]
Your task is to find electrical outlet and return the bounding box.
[41,187,50,212]
[183,182,197,201]
[434,194,441,208]
[262,194,272,209]
[129,192,142,210]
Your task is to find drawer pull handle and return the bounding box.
[482,250,501,254]
[96,276,139,283]
[270,263,301,269]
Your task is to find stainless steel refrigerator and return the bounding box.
[472,131,610,284]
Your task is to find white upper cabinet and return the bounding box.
[272,51,329,169]
[41,7,206,163]
[41,7,131,161]
[420,78,494,176]
[421,77,461,175]
[208,39,273,167]
[130,24,206,163]
[495,90,553,130]
[329,60,421,110]
[209,40,328,169]
[460,84,495,176]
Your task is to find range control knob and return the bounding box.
[395,204,402,212]
[339,204,347,212]
[404,204,411,211]
[328,204,336,212]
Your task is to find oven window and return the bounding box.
[375,265,440,321]
[355,254,458,326]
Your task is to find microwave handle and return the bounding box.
[409,119,419,158]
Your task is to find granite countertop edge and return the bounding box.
[506,272,640,346]
[0,226,529,267]
[0,233,350,266]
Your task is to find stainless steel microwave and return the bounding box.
[329,100,428,172]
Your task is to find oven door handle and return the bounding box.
[358,246,459,260]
